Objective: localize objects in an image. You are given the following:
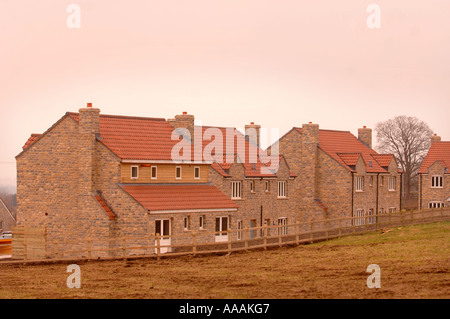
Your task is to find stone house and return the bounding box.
[0,198,16,234]
[417,135,450,209]
[15,104,297,258]
[273,123,402,226]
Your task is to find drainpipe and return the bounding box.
[351,173,354,219]
[399,172,403,210]
[376,173,379,215]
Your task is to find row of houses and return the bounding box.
[12,103,449,257]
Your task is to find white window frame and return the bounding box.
[354,209,365,226]
[131,165,139,179]
[151,166,157,180]
[388,176,396,191]
[176,166,182,180]
[250,180,255,193]
[237,220,243,240]
[265,180,270,192]
[231,181,242,199]
[277,217,288,236]
[194,166,200,180]
[183,216,190,231]
[355,176,364,192]
[431,175,443,188]
[388,207,396,214]
[199,215,204,229]
[428,201,444,209]
[277,181,287,198]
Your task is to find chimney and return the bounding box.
[245,122,261,148]
[431,134,441,143]
[358,126,372,149]
[172,112,195,141]
[78,103,100,195]
[301,122,319,211]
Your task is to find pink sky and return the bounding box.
[1,0,449,189]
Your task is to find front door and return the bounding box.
[215,216,228,242]
[155,219,171,253]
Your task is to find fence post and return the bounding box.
[389,211,392,227]
[122,237,127,259]
[192,231,197,256]
[296,221,300,245]
[338,218,342,238]
[244,227,249,251]
[263,225,267,250]
[401,210,404,226]
[227,229,231,254]
[310,222,313,244]
[325,219,329,240]
[156,233,161,261]
[24,239,28,261]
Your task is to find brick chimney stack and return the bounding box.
[78,103,100,195]
[245,122,261,148]
[171,112,195,141]
[358,126,372,149]
[431,134,441,143]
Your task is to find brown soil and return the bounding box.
[0,222,448,299]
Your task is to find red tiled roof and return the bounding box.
[419,141,450,174]
[295,128,389,173]
[93,195,116,220]
[337,153,361,166]
[121,184,239,212]
[68,113,179,161]
[371,154,394,167]
[22,134,42,150]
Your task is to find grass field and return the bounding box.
[0,222,449,299]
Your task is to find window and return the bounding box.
[277,218,288,235]
[183,217,190,231]
[354,209,365,226]
[194,166,200,179]
[369,176,374,186]
[265,181,270,192]
[151,166,157,180]
[231,181,242,199]
[431,176,443,188]
[429,202,444,209]
[355,176,364,192]
[250,180,255,193]
[176,166,182,180]
[199,216,204,229]
[131,166,139,179]
[380,176,384,186]
[237,220,243,240]
[388,176,396,191]
[277,181,287,198]
[389,207,396,214]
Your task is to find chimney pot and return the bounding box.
[363,126,366,128]
[182,111,187,115]
[250,122,254,125]
[87,103,92,108]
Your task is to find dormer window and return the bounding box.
[131,166,139,179]
[151,166,157,180]
[194,166,200,179]
[176,166,182,180]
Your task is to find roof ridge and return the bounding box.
[67,112,166,122]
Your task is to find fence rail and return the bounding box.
[8,207,450,262]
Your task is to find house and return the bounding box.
[274,123,402,226]
[417,135,450,209]
[15,104,297,258]
[0,197,16,234]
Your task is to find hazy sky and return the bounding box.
[1,0,449,190]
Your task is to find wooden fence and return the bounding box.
[7,207,450,262]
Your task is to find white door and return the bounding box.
[155,219,171,253]
[215,216,229,242]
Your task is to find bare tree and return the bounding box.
[375,116,433,198]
